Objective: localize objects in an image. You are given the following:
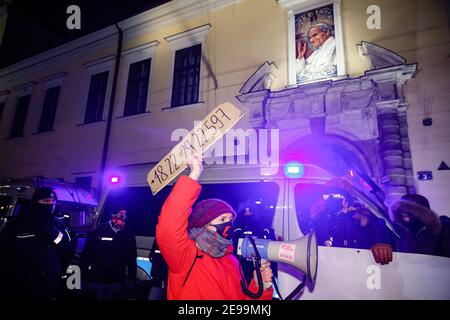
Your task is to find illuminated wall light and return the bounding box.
[255,200,262,205]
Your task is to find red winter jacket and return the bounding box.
[156,175,273,300]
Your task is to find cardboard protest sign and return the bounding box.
[147,101,244,195]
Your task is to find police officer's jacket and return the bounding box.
[81,222,136,284]
[0,214,74,299]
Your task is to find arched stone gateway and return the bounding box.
[237,47,417,208]
[283,134,373,179]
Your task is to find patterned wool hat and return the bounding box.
[188,198,236,230]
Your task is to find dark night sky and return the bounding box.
[0,0,170,67]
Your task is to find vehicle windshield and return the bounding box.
[99,181,280,237]
[0,196,13,219]
[99,185,174,237]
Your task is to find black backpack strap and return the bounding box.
[182,249,203,287]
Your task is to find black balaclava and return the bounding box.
[242,208,256,228]
[400,194,429,235]
[323,187,352,214]
[31,187,57,221]
[403,215,425,235]
[324,197,344,213]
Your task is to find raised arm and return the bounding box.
[155,153,203,274]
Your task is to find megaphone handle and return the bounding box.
[260,258,273,290]
[241,256,264,299]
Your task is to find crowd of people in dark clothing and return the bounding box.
[0,187,137,300]
[304,177,450,263]
[0,174,449,300]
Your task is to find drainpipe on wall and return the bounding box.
[97,23,123,200]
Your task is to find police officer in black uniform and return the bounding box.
[0,187,74,299]
[309,178,394,265]
[81,208,136,300]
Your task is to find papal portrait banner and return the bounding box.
[295,4,338,83]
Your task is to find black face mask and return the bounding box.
[33,203,55,220]
[213,221,234,240]
[324,198,344,213]
[403,215,425,235]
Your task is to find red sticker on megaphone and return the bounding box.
[279,243,295,263]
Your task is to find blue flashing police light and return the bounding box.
[284,161,305,179]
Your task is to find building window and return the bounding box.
[10,94,31,138]
[124,58,151,116]
[38,86,60,132]
[171,44,201,107]
[84,71,109,124]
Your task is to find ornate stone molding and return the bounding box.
[237,56,417,206]
[357,41,406,70]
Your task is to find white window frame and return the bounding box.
[13,81,35,97]
[118,40,159,117]
[164,24,211,109]
[80,55,115,125]
[35,72,67,133]
[8,81,36,137]
[279,0,346,86]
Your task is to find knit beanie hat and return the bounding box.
[31,187,57,203]
[188,199,236,230]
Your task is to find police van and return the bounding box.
[95,154,450,300]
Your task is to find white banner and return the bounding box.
[278,246,450,300]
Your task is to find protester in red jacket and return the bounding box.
[156,153,273,300]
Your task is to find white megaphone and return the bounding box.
[236,230,318,283]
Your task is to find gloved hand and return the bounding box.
[370,243,393,265]
[253,260,273,290]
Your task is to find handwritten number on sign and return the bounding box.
[216,107,232,121]
[164,154,180,175]
[197,128,209,146]
[154,165,169,184]
[210,115,224,129]
[148,102,243,194]
[203,119,217,135]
